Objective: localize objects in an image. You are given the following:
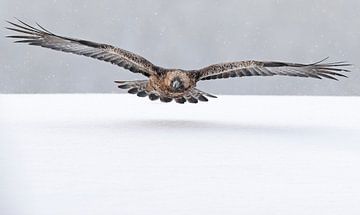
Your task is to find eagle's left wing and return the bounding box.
[6,19,160,77]
[197,59,350,81]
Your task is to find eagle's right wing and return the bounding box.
[6,19,160,77]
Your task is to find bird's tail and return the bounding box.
[155,88,218,104]
[171,88,217,104]
[114,80,217,104]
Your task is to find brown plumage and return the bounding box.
[6,19,351,104]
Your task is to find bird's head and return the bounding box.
[164,70,192,93]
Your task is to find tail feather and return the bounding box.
[115,80,153,97]
[160,97,173,103]
[188,88,217,103]
[176,88,217,104]
[175,97,187,104]
[115,81,217,104]
[115,80,147,90]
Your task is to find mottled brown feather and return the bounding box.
[6,19,159,77]
[198,59,350,81]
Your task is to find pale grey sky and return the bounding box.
[1,0,359,95]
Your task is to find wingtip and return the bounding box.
[5,35,17,39]
[5,20,12,25]
[13,17,25,24]
[6,17,22,25]
[310,57,330,65]
[5,21,16,28]
[341,74,349,79]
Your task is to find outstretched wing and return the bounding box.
[6,19,159,77]
[197,58,351,81]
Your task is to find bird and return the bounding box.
[6,19,351,104]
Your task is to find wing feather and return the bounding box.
[198,58,350,81]
[6,19,159,77]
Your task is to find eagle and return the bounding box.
[6,19,351,104]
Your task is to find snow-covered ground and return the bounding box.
[1,94,360,215]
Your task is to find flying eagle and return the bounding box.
[6,19,351,104]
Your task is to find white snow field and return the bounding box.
[1,94,360,215]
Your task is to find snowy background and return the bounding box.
[1,0,359,95]
[1,94,360,214]
[1,1,360,214]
